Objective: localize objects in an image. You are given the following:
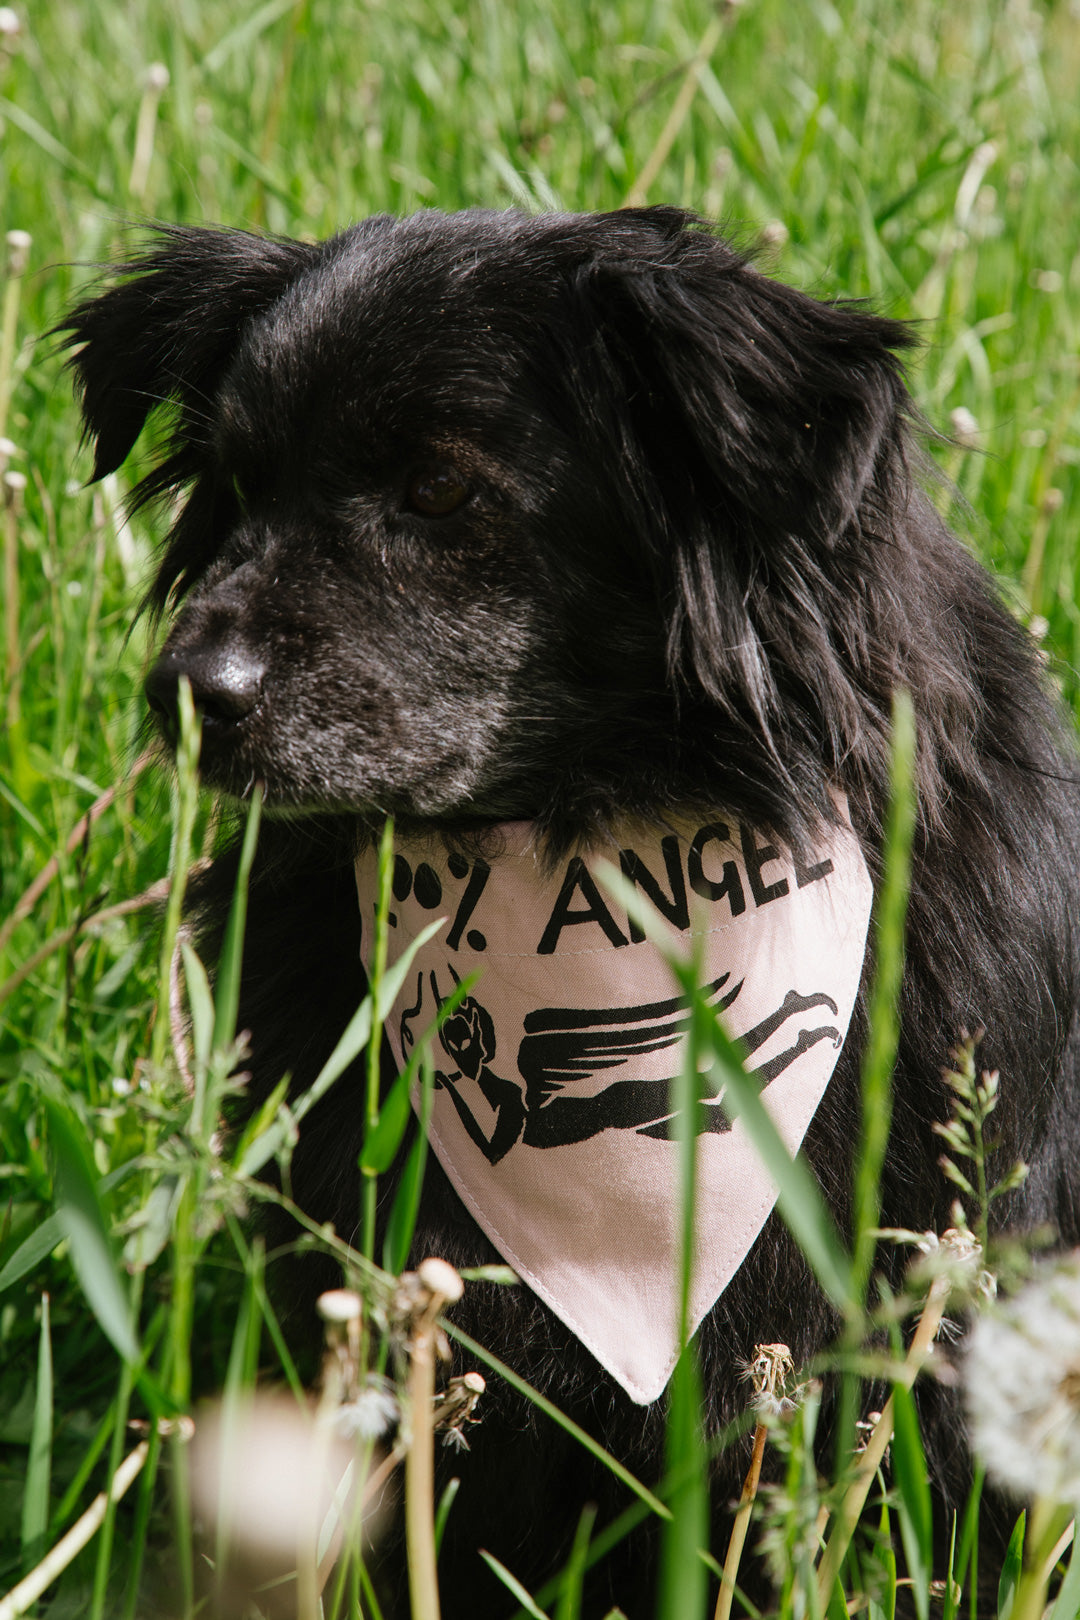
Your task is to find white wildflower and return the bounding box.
[966,1253,1080,1503]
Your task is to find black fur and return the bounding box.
[60,208,1080,1615]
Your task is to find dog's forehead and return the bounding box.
[224,217,555,432]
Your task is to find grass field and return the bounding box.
[1,1,1079,1616]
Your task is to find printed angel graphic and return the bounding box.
[428,971,841,1165]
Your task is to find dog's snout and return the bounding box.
[146,643,265,736]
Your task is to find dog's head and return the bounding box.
[61,208,956,843]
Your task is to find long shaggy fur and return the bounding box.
[60,207,1080,1616]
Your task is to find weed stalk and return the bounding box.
[406,1259,464,1620]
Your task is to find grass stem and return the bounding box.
[0,230,30,442]
[0,1441,149,1620]
[362,819,394,1261]
[816,1274,951,1607]
[714,1422,767,1620]
[151,682,201,1072]
[406,1261,463,1620]
[623,12,728,207]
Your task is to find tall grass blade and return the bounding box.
[180,939,214,1077]
[874,1496,898,1620]
[212,780,264,1052]
[20,1293,52,1569]
[695,1003,857,1317]
[597,862,856,1318]
[49,1398,116,1537]
[890,1380,932,1620]
[944,1465,983,1620]
[363,819,396,1258]
[202,0,300,74]
[853,687,917,1306]
[1049,1523,1080,1620]
[998,1512,1025,1620]
[152,677,201,1070]
[656,1347,708,1620]
[842,688,915,1478]
[45,1099,138,1363]
[213,1248,265,1593]
[556,1502,597,1620]
[361,975,472,1176]
[236,915,445,1178]
[383,1051,434,1274]
[479,1550,552,1618]
[90,1271,146,1620]
[445,1323,669,1521]
[0,1164,145,1298]
[941,1516,957,1620]
[0,96,96,183]
[226,1213,305,1400]
[434,1478,460,1559]
[0,1213,65,1296]
[658,927,708,1620]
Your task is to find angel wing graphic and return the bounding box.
[434,970,842,1164]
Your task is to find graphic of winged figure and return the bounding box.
[428,971,841,1166]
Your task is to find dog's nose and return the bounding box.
[145,643,265,736]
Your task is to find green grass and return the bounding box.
[1,0,1080,1615]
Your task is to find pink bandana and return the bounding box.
[355,810,872,1404]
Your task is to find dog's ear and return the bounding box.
[57,226,319,484]
[562,210,919,721]
[576,209,917,551]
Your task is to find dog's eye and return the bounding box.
[406,464,470,518]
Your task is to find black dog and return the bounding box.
[61,208,1080,1615]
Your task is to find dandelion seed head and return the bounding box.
[417,1256,464,1304]
[740,1341,797,1420]
[317,1287,362,1323]
[5,230,30,278]
[950,407,980,448]
[335,1380,399,1441]
[189,1394,355,1559]
[966,1253,1080,1503]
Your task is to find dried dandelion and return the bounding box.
[966,1254,1080,1504]
[715,1342,796,1620]
[405,1258,465,1620]
[128,63,169,203]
